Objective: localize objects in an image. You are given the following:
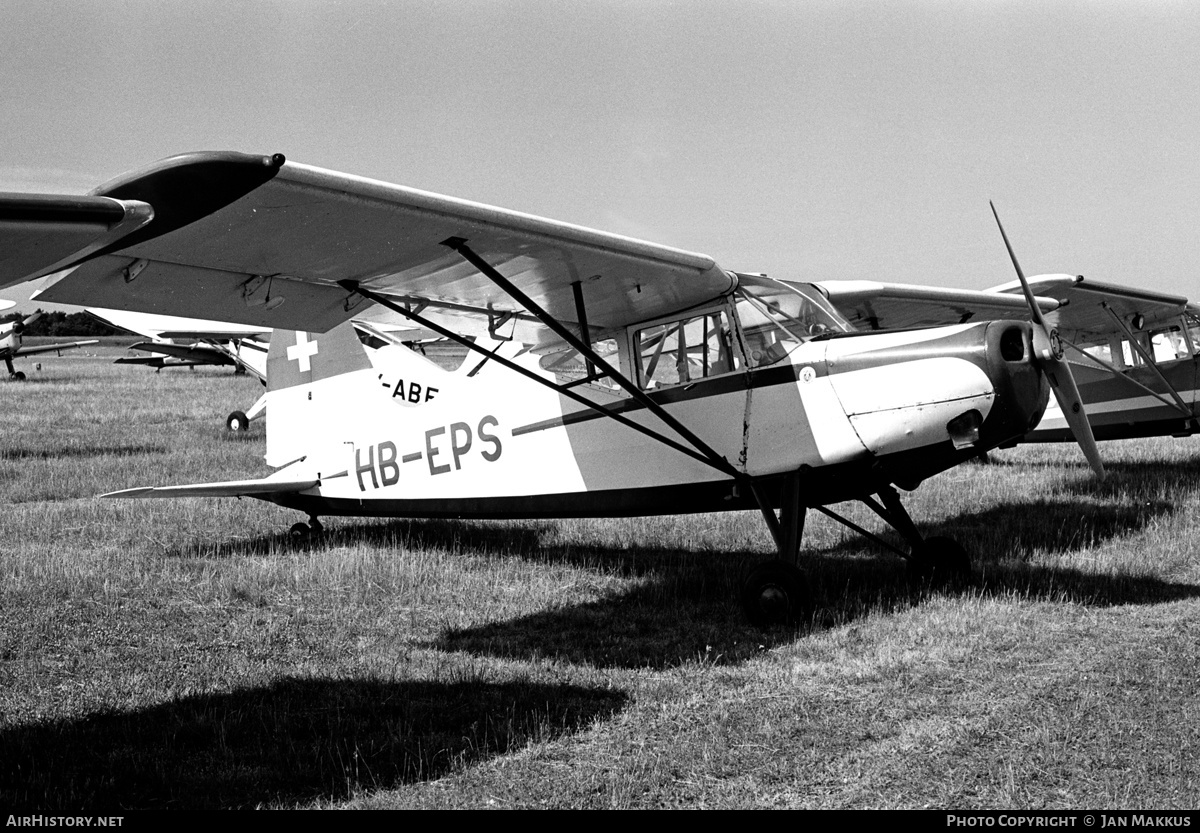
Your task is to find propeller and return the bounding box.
[990,202,1105,479]
[11,312,41,335]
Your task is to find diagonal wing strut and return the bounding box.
[339,280,734,477]
[439,236,744,481]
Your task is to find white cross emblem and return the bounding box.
[287,332,319,372]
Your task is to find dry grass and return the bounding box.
[1,348,1198,809]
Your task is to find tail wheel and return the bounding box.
[741,559,813,629]
[909,536,971,585]
[226,410,250,432]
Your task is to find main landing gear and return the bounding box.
[742,475,971,629]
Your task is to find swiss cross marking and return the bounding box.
[287,332,319,372]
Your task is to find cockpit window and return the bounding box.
[735,275,853,367]
[634,310,740,388]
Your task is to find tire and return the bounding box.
[909,536,971,584]
[288,522,311,541]
[741,559,813,629]
[226,410,250,432]
[11,371,26,381]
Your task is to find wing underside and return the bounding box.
[5,152,736,344]
[818,279,1061,331]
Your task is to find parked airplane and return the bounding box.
[91,308,269,374]
[86,308,272,430]
[821,272,1200,444]
[0,308,98,380]
[0,152,1105,625]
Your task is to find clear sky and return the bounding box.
[4,0,1200,306]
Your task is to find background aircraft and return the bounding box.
[89,308,270,375]
[85,308,271,431]
[821,272,1200,444]
[0,304,98,380]
[0,151,1105,626]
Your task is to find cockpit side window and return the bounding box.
[634,309,740,388]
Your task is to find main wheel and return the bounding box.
[741,559,813,628]
[226,410,250,432]
[11,371,25,381]
[909,536,971,584]
[289,522,311,541]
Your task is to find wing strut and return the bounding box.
[1059,337,1195,419]
[436,236,743,480]
[1099,302,1195,419]
[339,280,732,476]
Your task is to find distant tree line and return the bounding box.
[0,310,120,337]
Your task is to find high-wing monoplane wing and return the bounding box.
[988,274,1192,339]
[1,152,734,344]
[818,279,1061,331]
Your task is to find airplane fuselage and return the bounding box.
[262,318,1048,520]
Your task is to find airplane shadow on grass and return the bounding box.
[430,495,1199,670]
[0,676,626,810]
[179,458,1200,671]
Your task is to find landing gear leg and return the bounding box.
[870,486,970,584]
[743,472,813,628]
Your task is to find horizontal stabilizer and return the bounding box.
[102,476,319,499]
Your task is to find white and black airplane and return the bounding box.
[0,153,1105,625]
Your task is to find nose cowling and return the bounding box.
[823,321,1048,486]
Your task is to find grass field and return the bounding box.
[1,346,1198,809]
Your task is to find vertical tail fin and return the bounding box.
[265,321,374,467]
[267,321,371,391]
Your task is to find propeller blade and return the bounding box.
[990,202,1105,479]
[21,312,42,328]
[1041,352,1106,478]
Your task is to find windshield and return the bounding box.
[734,275,854,367]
